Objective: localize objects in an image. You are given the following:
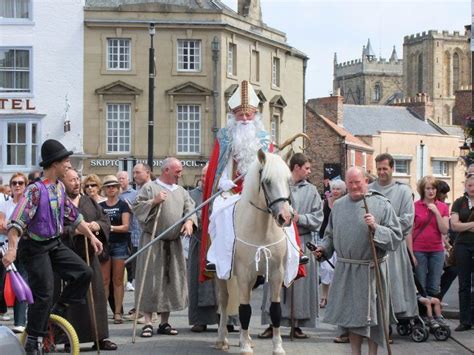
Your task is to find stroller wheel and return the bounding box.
[397,323,412,336]
[433,326,450,341]
[411,325,429,342]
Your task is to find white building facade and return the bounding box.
[0,0,84,181]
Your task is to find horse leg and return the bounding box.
[215,279,229,351]
[238,282,253,355]
[270,274,285,355]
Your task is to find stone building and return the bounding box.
[306,96,373,192]
[82,0,306,186]
[307,93,465,203]
[333,39,403,105]
[0,0,85,181]
[403,28,471,125]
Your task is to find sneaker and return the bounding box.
[435,316,448,327]
[12,325,26,333]
[426,318,440,329]
[1,313,11,321]
[126,282,135,292]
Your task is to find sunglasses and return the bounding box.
[85,184,98,188]
[11,181,25,186]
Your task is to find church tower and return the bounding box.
[403,29,471,125]
[333,39,403,105]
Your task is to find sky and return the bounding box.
[221,0,471,99]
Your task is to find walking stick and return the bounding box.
[125,174,244,265]
[290,284,295,341]
[362,196,392,355]
[132,205,162,343]
[84,236,100,354]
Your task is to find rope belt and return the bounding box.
[236,235,287,282]
[337,255,388,325]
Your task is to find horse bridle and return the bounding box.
[249,168,292,214]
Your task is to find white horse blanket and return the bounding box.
[207,195,299,286]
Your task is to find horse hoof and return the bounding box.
[214,341,229,351]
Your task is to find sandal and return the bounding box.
[113,314,123,324]
[140,325,154,338]
[319,298,327,308]
[157,322,178,335]
[257,326,273,339]
[291,327,309,339]
[333,336,349,343]
[91,339,118,351]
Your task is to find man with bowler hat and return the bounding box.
[2,139,103,355]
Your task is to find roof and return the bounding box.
[342,105,445,136]
[315,112,373,151]
[85,0,224,10]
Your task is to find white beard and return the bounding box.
[227,113,265,174]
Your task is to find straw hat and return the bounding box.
[102,175,120,188]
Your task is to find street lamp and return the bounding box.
[211,36,220,138]
[420,140,425,178]
[148,23,156,172]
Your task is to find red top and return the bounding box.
[412,200,449,252]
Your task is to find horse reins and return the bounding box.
[249,168,292,214]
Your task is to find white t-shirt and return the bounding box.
[0,197,16,243]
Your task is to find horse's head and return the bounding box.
[253,149,293,227]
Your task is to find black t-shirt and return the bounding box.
[451,196,474,244]
[100,199,131,243]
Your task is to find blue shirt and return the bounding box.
[119,187,141,247]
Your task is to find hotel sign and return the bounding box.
[89,158,207,168]
[0,98,36,110]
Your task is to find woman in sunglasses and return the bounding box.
[0,173,29,333]
[83,174,106,204]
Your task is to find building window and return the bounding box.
[177,40,201,72]
[227,43,236,76]
[177,104,200,154]
[432,161,449,176]
[394,159,409,175]
[271,115,279,144]
[0,0,30,19]
[362,152,367,171]
[350,149,355,167]
[272,57,280,87]
[106,103,131,154]
[453,52,460,92]
[374,83,382,102]
[251,50,260,82]
[417,53,423,93]
[107,38,131,70]
[1,119,39,169]
[0,48,31,93]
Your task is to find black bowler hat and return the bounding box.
[39,139,73,168]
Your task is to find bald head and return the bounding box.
[160,157,183,185]
[345,166,368,200]
[63,168,81,198]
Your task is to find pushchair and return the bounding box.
[394,261,451,342]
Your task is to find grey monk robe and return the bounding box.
[321,191,402,347]
[370,180,418,318]
[133,180,197,313]
[187,186,218,326]
[261,179,323,328]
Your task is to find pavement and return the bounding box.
[1,283,473,354]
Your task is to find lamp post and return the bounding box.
[419,140,425,178]
[460,140,471,166]
[211,36,220,139]
[147,23,156,172]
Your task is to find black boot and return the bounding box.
[205,262,216,272]
[299,255,310,265]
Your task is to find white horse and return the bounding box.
[215,149,293,355]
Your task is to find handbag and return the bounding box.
[445,245,456,267]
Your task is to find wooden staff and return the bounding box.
[290,284,295,341]
[362,196,392,355]
[132,205,162,343]
[84,235,100,354]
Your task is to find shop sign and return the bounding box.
[0,98,36,110]
[89,158,207,168]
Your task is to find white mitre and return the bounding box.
[228,80,260,114]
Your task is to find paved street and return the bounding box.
[87,286,472,354]
[1,283,472,354]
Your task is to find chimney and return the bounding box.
[390,93,434,121]
[238,0,262,22]
[307,93,344,126]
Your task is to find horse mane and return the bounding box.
[241,152,291,201]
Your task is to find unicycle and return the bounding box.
[19,314,80,355]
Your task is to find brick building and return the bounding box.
[452,85,473,125]
[306,95,373,192]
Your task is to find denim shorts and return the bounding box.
[108,241,130,260]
